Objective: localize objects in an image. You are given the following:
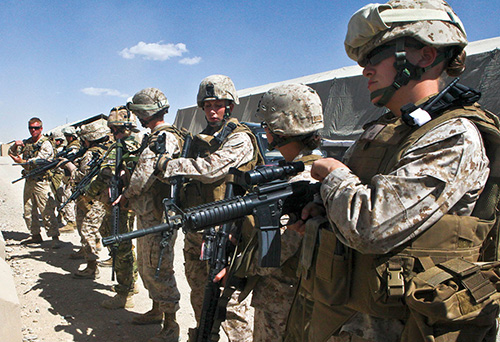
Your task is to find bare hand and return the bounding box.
[287,220,306,236]
[213,267,227,285]
[9,154,23,164]
[311,158,349,182]
[301,202,325,220]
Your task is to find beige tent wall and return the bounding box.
[175,37,500,141]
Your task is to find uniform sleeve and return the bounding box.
[125,133,179,199]
[321,118,490,254]
[163,132,255,184]
[29,140,53,162]
[72,150,95,183]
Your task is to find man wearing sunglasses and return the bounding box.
[9,117,60,248]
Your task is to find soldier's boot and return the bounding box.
[20,234,43,246]
[100,292,134,310]
[132,300,164,325]
[51,236,62,249]
[73,260,99,279]
[96,239,103,252]
[112,282,139,294]
[148,313,180,342]
[69,247,85,259]
[59,221,76,233]
[98,257,113,267]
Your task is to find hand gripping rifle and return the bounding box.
[154,133,193,279]
[109,139,123,281]
[12,147,85,184]
[57,151,104,212]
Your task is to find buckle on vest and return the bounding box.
[387,264,405,298]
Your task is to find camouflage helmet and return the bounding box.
[107,106,139,132]
[79,121,110,141]
[127,88,169,119]
[345,0,467,65]
[197,75,240,108]
[256,83,323,136]
[51,130,64,141]
[62,126,78,138]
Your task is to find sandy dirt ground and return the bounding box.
[0,156,229,342]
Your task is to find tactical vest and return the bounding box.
[145,125,187,219]
[22,135,52,171]
[340,104,500,320]
[181,118,264,208]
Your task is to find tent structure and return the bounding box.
[175,37,500,145]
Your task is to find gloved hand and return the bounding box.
[155,154,171,172]
[149,132,166,154]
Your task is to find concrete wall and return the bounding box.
[0,232,22,342]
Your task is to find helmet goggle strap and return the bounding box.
[369,39,449,107]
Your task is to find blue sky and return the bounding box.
[1,0,499,143]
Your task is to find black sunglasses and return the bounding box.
[29,126,42,130]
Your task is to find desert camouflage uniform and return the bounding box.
[163,120,257,341]
[10,136,59,237]
[87,135,142,294]
[319,116,489,342]
[123,124,181,314]
[57,139,81,224]
[72,145,107,262]
[245,150,318,342]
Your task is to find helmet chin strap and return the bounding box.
[370,39,449,107]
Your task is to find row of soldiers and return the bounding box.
[9,0,500,341]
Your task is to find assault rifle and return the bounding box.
[58,151,104,212]
[109,139,123,281]
[154,133,193,279]
[12,147,85,184]
[102,161,314,265]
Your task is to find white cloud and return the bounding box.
[81,87,129,98]
[179,56,202,65]
[120,41,188,61]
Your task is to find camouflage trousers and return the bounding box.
[100,209,138,295]
[136,214,180,314]
[23,178,59,237]
[251,275,297,342]
[57,182,76,223]
[184,232,254,342]
[76,198,105,261]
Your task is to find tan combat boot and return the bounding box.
[100,293,134,310]
[69,247,85,259]
[148,313,180,342]
[59,221,76,233]
[132,300,164,325]
[73,260,99,279]
[20,234,43,246]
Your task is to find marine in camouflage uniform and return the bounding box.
[9,117,60,247]
[66,121,110,279]
[155,75,262,341]
[124,88,183,342]
[233,84,324,341]
[284,1,500,342]
[85,106,141,309]
[58,126,81,232]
